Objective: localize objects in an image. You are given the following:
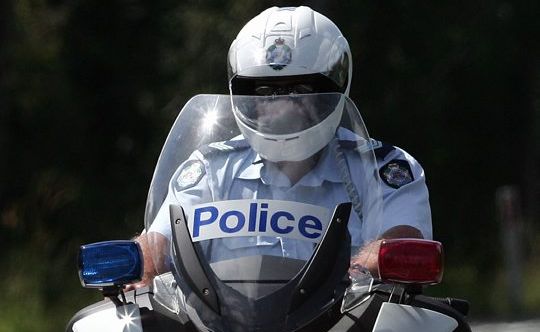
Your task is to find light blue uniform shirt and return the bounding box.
[150,131,432,261]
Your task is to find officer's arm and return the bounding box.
[353,143,430,277]
[127,155,212,290]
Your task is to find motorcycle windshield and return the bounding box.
[144,94,384,331]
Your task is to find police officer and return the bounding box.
[136,6,432,287]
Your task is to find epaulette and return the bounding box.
[374,143,395,160]
[338,138,395,159]
[338,138,391,155]
[198,139,250,157]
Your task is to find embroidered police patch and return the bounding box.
[176,160,205,191]
[379,159,414,189]
[266,38,292,70]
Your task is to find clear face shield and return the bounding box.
[232,93,345,162]
[143,93,384,331]
[233,93,337,134]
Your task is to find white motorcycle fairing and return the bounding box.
[372,302,458,332]
[72,303,143,332]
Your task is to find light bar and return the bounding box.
[378,239,443,285]
[78,240,143,288]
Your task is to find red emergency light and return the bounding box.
[378,239,444,285]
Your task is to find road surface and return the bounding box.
[471,319,540,331]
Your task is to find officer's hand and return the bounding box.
[350,240,381,278]
[124,231,159,292]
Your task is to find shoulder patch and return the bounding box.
[379,159,414,189]
[175,160,205,191]
[198,139,250,157]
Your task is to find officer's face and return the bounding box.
[254,97,319,134]
[252,83,320,135]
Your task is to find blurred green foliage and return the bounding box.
[1,0,539,330]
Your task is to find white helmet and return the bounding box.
[228,6,352,162]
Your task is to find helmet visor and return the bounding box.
[232,93,341,135]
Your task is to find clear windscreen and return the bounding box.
[143,93,384,331]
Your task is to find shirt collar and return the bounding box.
[236,152,264,180]
[236,144,343,186]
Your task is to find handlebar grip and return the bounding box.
[430,297,470,316]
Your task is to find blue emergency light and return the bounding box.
[78,240,143,288]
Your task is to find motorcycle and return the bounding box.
[66,93,471,332]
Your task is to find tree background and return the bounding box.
[1,0,539,331]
